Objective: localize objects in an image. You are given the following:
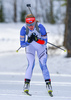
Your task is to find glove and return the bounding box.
[27,33,45,45]
[33,34,38,42]
[27,35,33,43]
[33,33,45,45]
[27,33,38,43]
[21,42,29,47]
[27,34,34,43]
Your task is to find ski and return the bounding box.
[48,90,53,97]
[22,91,32,96]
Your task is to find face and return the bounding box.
[27,25,35,30]
[26,22,35,30]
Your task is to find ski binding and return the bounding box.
[48,90,53,97]
[23,90,32,96]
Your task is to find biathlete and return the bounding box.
[20,14,53,96]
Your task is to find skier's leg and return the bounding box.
[37,46,53,95]
[25,45,35,80]
[24,45,35,92]
[37,46,50,80]
[25,52,35,79]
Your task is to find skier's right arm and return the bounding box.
[20,26,29,47]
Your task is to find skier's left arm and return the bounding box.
[38,24,48,45]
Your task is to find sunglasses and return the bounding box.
[26,22,35,26]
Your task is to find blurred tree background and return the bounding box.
[0,0,66,23]
[63,0,71,57]
[0,0,4,22]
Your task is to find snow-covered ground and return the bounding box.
[0,23,71,100]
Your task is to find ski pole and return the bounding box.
[47,42,66,52]
[26,4,34,16]
[16,46,21,52]
[16,43,29,52]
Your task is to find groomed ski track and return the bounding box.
[0,72,71,100]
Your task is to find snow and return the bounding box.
[0,23,71,100]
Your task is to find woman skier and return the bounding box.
[20,14,53,96]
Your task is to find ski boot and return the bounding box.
[45,79,53,97]
[23,79,31,96]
